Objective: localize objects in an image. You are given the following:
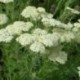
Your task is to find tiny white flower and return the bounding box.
[0,13,8,25]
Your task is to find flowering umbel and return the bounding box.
[0,6,80,64]
[0,13,8,25]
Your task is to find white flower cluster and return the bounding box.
[0,0,13,3]
[53,29,75,43]
[21,6,53,21]
[42,18,73,30]
[49,50,67,64]
[6,21,33,35]
[0,13,8,25]
[16,28,60,53]
[0,28,13,42]
[0,21,33,42]
[0,6,80,64]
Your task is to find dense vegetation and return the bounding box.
[0,0,80,80]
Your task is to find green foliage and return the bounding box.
[0,0,80,80]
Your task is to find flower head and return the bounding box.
[16,33,34,46]
[0,13,8,25]
[16,28,60,53]
[0,28,13,42]
[21,6,39,20]
[77,67,80,77]
[49,50,67,64]
[37,7,46,13]
[6,21,33,35]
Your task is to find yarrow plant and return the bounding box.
[0,1,80,79]
[0,5,80,64]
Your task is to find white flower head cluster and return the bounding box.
[1,6,80,64]
[48,49,67,64]
[0,0,13,3]
[16,28,60,53]
[0,13,8,25]
[0,28,13,42]
[42,18,56,27]
[37,7,46,13]
[60,31,75,43]
[37,7,53,19]
[6,21,33,35]
[53,29,75,43]
[21,6,39,21]
[42,18,73,30]
[21,6,53,21]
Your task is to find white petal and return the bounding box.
[0,29,13,42]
